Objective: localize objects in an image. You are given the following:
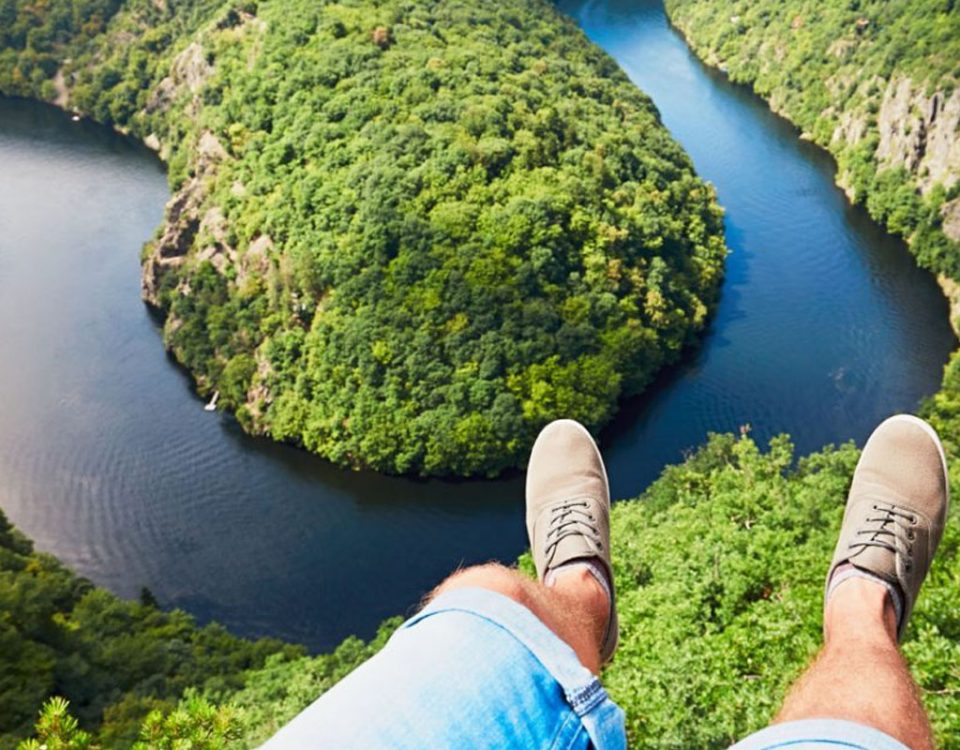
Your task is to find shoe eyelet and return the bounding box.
[908,531,915,541]
[910,516,918,525]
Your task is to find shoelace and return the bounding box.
[545,499,601,563]
[849,501,919,572]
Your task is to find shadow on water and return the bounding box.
[0,0,955,651]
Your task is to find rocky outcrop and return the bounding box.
[141,189,197,307]
[938,274,960,333]
[140,16,271,308]
[875,78,960,193]
[237,234,273,289]
[141,130,230,307]
[196,206,236,275]
[146,42,213,115]
[829,76,960,196]
[943,196,960,244]
[52,68,70,108]
[832,108,868,149]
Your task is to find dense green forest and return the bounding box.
[9,376,960,748]
[0,0,727,476]
[664,0,960,286]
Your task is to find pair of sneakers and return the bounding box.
[525,415,949,664]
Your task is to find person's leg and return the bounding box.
[775,576,933,750]
[430,561,609,673]
[429,418,619,676]
[735,414,948,750]
[258,419,626,750]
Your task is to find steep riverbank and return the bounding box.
[662,0,960,331]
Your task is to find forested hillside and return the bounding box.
[664,0,960,298]
[0,510,301,749]
[0,0,727,476]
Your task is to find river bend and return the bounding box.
[0,0,953,650]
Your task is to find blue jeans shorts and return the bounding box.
[261,587,910,750]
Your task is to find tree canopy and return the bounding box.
[0,510,300,749]
[0,0,727,476]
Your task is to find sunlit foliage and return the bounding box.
[0,0,727,475]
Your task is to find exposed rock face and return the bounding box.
[876,78,960,193]
[146,42,213,115]
[832,108,868,149]
[196,206,236,275]
[141,187,197,306]
[139,13,269,313]
[938,274,960,332]
[197,130,229,161]
[141,130,230,307]
[943,196,960,244]
[52,69,70,108]
[237,234,273,288]
[936,186,960,338]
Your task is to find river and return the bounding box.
[0,0,954,652]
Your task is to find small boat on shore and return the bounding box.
[204,391,219,412]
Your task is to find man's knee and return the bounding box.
[429,563,531,605]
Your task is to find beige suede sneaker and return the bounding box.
[526,419,618,663]
[826,414,949,641]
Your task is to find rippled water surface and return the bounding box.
[0,0,955,651]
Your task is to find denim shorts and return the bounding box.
[261,587,625,749]
[260,587,910,750]
[730,720,911,750]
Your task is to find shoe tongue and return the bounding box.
[551,532,595,568]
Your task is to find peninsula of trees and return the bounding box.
[1,0,727,476]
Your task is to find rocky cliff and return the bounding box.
[665,0,960,332]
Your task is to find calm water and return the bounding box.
[0,0,954,652]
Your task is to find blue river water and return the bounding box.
[0,0,954,651]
